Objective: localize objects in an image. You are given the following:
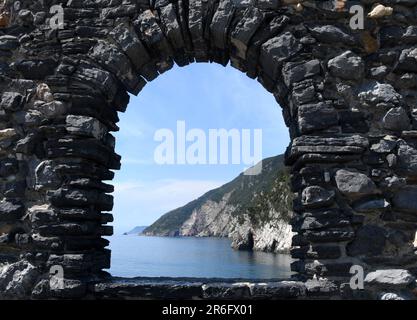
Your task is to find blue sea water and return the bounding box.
[106,235,293,279]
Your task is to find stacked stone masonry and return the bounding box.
[0,0,416,299]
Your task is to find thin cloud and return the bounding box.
[115,113,156,139]
[112,179,226,228]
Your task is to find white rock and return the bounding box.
[368,4,393,19]
[36,83,54,102]
[365,269,415,288]
[380,292,405,300]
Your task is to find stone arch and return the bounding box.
[0,0,417,299]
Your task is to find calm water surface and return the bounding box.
[106,235,293,279]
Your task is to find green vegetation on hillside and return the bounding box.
[143,154,292,236]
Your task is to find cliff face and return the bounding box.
[179,193,293,253]
[143,155,293,253]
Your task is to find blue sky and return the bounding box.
[110,63,290,234]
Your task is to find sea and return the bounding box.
[106,234,293,279]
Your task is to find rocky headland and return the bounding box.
[143,155,293,253]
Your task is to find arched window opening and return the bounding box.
[106,63,293,279]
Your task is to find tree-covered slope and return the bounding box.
[143,154,293,252]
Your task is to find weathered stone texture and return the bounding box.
[0,0,416,300]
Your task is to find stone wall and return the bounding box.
[0,0,417,299]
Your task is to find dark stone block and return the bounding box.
[383,107,411,132]
[283,59,321,87]
[291,80,317,105]
[46,139,121,170]
[380,26,404,46]
[290,246,309,259]
[305,279,339,297]
[298,102,338,134]
[0,35,19,51]
[246,15,290,78]
[307,245,342,259]
[260,32,302,80]
[72,63,119,101]
[46,188,113,211]
[93,278,203,300]
[37,222,100,236]
[250,282,306,299]
[291,234,309,247]
[159,3,185,52]
[209,0,235,51]
[328,51,364,81]
[308,25,355,45]
[301,216,351,231]
[57,207,100,220]
[0,200,24,221]
[299,166,326,186]
[339,110,369,133]
[0,180,26,197]
[393,186,417,212]
[347,225,387,257]
[0,158,18,177]
[301,186,335,209]
[133,10,173,59]
[291,260,305,273]
[110,23,151,72]
[55,161,115,181]
[67,178,114,193]
[64,236,109,251]
[15,59,58,79]
[230,7,264,60]
[305,261,353,277]
[0,92,23,112]
[202,282,251,299]
[32,279,87,299]
[46,251,110,272]
[89,41,145,95]
[398,47,417,72]
[305,229,355,243]
[396,143,417,177]
[102,5,137,19]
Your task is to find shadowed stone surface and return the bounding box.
[92,278,314,300]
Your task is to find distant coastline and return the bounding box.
[123,226,148,235]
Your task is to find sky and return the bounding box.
[110,62,290,234]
